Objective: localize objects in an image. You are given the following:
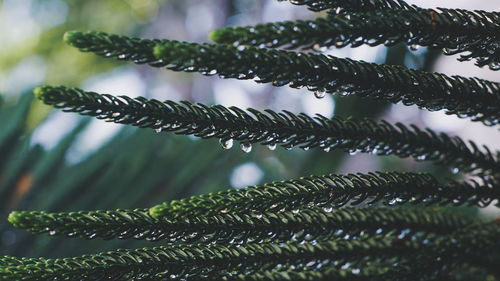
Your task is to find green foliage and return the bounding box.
[34,86,500,176]
[210,8,500,68]
[62,30,500,125]
[6,205,479,243]
[1,0,500,280]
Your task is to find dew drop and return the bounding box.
[409,44,420,51]
[451,167,460,174]
[220,138,233,150]
[292,209,300,214]
[267,143,277,151]
[348,149,358,155]
[323,147,331,152]
[240,143,252,153]
[155,127,162,133]
[314,91,326,99]
[417,155,426,161]
[323,207,333,213]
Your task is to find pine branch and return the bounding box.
[63,30,164,66]
[63,31,500,124]
[149,172,498,219]
[7,206,476,242]
[2,224,498,281]
[0,235,435,281]
[35,86,500,176]
[210,9,500,69]
[277,0,414,12]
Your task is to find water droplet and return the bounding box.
[409,44,420,51]
[323,147,331,152]
[220,138,233,149]
[155,128,162,133]
[442,48,452,54]
[118,54,127,59]
[451,167,459,174]
[240,143,252,153]
[417,155,426,161]
[267,143,277,151]
[314,91,326,99]
[323,207,333,213]
[292,209,299,214]
[489,62,500,70]
[348,149,358,155]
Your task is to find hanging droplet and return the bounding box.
[240,143,252,153]
[323,207,333,213]
[220,138,233,150]
[409,44,420,51]
[292,209,300,214]
[154,120,163,133]
[323,147,331,152]
[302,146,310,151]
[348,149,358,155]
[451,167,460,174]
[417,155,426,161]
[267,143,277,151]
[314,91,326,99]
[489,62,500,70]
[442,48,452,54]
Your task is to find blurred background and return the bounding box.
[0,0,499,258]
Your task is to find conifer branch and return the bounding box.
[63,30,164,66]
[35,86,500,175]
[0,235,442,281]
[210,9,500,69]
[7,207,476,242]
[63,31,500,124]
[149,172,499,219]
[277,0,414,12]
[1,224,498,281]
